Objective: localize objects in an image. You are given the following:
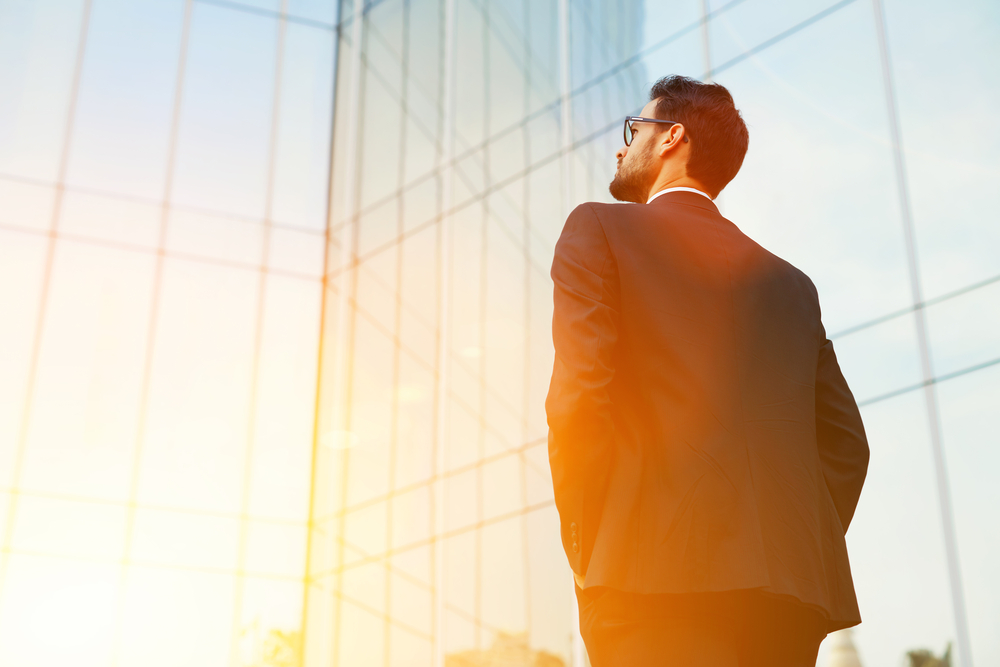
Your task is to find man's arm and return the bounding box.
[815,335,870,532]
[546,204,619,576]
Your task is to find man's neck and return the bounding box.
[646,175,710,202]
[647,187,713,205]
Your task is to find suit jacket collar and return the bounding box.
[647,189,719,214]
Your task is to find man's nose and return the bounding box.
[616,145,627,160]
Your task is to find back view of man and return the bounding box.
[546,75,870,666]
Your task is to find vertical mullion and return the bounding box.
[871,1,973,666]
[558,0,573,219]
[519,0,534,646]
[228,2,289,665]
[475,0,491,651]
[699,0,722,214]
[384,1,412,664]
[332,1,368,664]
[300,0,346,659]
[106,1,194,665]
[558,1,587,665]
[700,0,712,82]
[432,0,457,664]
[0,0,96,614]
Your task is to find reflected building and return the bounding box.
[0,1,998,667]
[827,629,864,667]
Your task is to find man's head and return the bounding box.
[609,75,749,202]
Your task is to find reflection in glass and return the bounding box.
[1,0,998,665]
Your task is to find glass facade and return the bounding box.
[1,1,997,667]
[0,1,335,666]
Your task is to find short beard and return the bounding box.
[609,148,654,204]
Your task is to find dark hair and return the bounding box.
[649,75,749,198]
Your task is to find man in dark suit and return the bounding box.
[546,75,870,666]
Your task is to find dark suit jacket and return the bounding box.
[546,191,869,631]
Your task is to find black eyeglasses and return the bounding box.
[624,115,683,146]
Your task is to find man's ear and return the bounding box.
[659,125,687,156]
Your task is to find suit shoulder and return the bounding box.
[766,249,817,297]
[555,204,611,259]
[575,200,641,211]
[562,201,634,238]
[568,201,636,220]
[764,248,821,307]
[567,201,644,234]
[726,223,818,299]
[576,201,645,217]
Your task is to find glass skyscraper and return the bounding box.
[0,1,997,667]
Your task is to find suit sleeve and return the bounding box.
[815,333,870,533]
[546,204,619,576]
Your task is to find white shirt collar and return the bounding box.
[647,186,713,204]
